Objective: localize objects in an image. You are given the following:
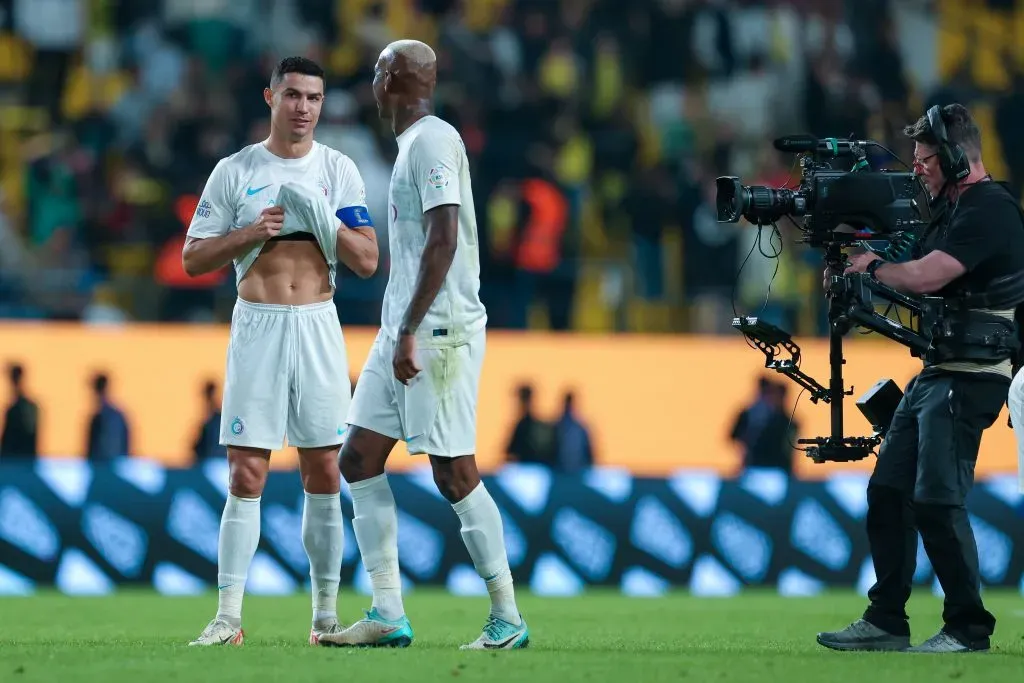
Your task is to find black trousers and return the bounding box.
[862,367,1007,647]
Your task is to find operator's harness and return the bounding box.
[919,273,1024,368]
[898,186,1024,371]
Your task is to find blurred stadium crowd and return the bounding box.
[0,0,1020,333]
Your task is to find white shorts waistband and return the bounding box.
[235,297,336,316]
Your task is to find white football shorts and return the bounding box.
[346,328,485,457]
[1008,368,1024,493]
[221,298,351,450]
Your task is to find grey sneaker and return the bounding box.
[816,619,910,651]
[906,631,988,653]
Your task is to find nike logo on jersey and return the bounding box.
[246,185,271,196]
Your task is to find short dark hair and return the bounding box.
[903,103,982,160]
[8,363,23,385]
[270,56,325,88]
[92,373,109,395]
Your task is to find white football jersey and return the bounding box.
[187,141,372,288]
[382,115,486,346]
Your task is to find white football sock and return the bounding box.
[452,483,521,626]
[215,494,261,629]
[349,473,404,620]
[302,491,343,626]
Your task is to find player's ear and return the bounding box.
[263,87,273,108]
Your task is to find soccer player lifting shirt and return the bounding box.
[182,57,378,646]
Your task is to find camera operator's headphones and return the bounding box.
[927,105,971,182]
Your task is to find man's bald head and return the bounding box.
[373,39,439,124]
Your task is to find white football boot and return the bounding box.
[188,619,244,646]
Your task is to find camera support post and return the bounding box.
[804,242,885,462]
[734,242,883,463]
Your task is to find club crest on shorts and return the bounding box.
[230,417,245,436]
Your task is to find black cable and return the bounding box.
[947,193,962,233]
[731,154,802,331]
[787,387,808,453]
[732,225,763,351]
[856,301,904,336]
[732,220,784,351]
[782,154,804,188]
[891,300,904,328]
[755,222,784,317]
[866,142,914,173]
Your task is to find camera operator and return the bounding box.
[816,104,1024,653]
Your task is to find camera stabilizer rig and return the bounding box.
[733,240,916,463]
[736,238,1024,462]
[719,135,931,463]
[734,312,885,463]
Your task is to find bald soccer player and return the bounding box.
[317,40,529,651]
[182,56,379,646]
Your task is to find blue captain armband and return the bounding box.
[336,205,374,228]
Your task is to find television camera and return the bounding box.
[716,135,1020,463]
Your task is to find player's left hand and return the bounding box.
[394,334,421,385]
[844,252,880,275]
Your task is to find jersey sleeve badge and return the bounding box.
[428,167,449,190]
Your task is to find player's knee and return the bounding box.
[339,442,377,483]
[337,428,392,483]
[431,461,480,503]
[227,451,269,498]
[338,446,361,483]
[299,449,341,494]
[433,473,466,502]
[302,467,340,494]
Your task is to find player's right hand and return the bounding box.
[249,206,284,240]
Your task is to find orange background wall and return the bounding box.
[0,323,1019,479]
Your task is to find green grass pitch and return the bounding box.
[0,589,1021,682]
